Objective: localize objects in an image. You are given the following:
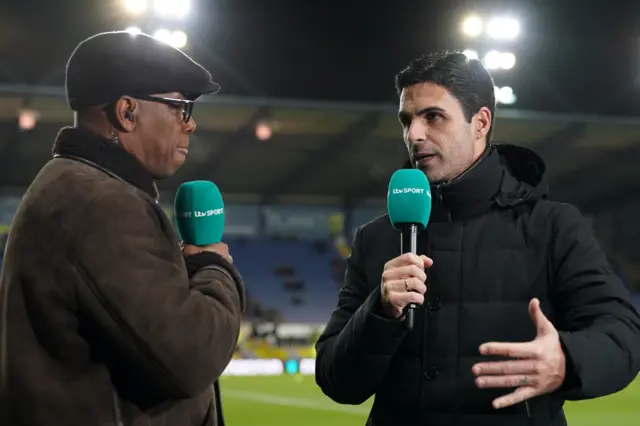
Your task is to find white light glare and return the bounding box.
[125,27,142,36]
[462,49,479,60]
[154,0,191,19]
[154,29,188,48]
[495,86,517,105]
[487,17,520,40]
[124,0,148,15]
[462,16,483,37]
[483,51,516,70]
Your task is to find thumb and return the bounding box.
[529,298,554,335]
[421,255,434,268]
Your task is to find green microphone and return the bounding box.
[174,180,225,246]
[387,169,432,330]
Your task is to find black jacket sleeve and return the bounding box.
[315,226,408,405]
[551,203,640,400]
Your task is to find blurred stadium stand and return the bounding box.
[0,84,639,363]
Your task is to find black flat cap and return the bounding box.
[65,31,220,111]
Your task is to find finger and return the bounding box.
[384,253,423,270]
[493,386,538,410]
[390,291,425,308]
[420,255,434,268]
[472,360,539,376]
[529,298,554,336]
[182,245,200,256]
[403,277,427,295]
[476,375,537,389]
[382,265,427,282]
[480,342,541,359]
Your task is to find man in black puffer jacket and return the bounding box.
[315,52,640,426]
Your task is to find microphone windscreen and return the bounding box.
[387,169,432,230]
[174,180,225,246]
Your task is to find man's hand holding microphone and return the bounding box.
[385,168,433,327]
[174,180,234,265]
[182,242,233,264]
[380,253,433,319]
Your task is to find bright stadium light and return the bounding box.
[462,49,479,60]
[500,52,516,70]
[172,30,188,48]
[495,86,517,105]
[484,50,503,70]
[154,0,191,19]
[154,29,172,44]
[125,26,142,36]
[153,29,188,48]
[123,0,148,15]
[487,17,520,40]
[483,51,516,70]
[462,16,483,37]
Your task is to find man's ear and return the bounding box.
[112,96,138,132]
[473,106,492,141]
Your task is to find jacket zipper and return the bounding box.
[434,184,444,204]
[112,389,124,426]
[525,401,532,424]
[432,184,452,222]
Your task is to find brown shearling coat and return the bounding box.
[0,127,246,426]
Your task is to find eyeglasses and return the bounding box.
[135,95,195,123]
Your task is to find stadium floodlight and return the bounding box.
[461,16,483,37]
[487,17,520,40]
[154,29,172,45]
[154,0,191,19]
[483,51,516,70]
[495,86,517,105]
[153,29,188,48]
[171,30,188,48]
[462,49,479,60]
[123,0,148,15]
[484,50,503,70]
[125,26,142,36]
[500,52,516,70]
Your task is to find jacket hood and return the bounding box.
[493,144,549,206]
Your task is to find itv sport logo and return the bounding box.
[177,208,224,218]
[390,188,430,196]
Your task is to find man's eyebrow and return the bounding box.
[398,106,447,120]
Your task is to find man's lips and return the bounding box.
[414,152,436,163]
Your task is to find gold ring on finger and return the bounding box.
[405,278,410,292]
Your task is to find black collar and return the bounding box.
[52,127,158,199]
[429,145,504,222]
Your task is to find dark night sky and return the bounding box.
[1,0,640,116]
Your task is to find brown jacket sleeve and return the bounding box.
[71,189,245,399]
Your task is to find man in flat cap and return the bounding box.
[0,31,245,426]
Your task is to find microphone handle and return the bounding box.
[401,224,420,330]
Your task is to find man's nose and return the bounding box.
[407,121,427,144]
[184,117,196,133]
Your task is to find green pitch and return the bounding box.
[220,374,639,426]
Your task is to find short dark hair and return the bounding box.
[395,51,496,143]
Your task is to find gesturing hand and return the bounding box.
[472,298,566,409]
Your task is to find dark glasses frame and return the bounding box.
[135,95,195,123]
